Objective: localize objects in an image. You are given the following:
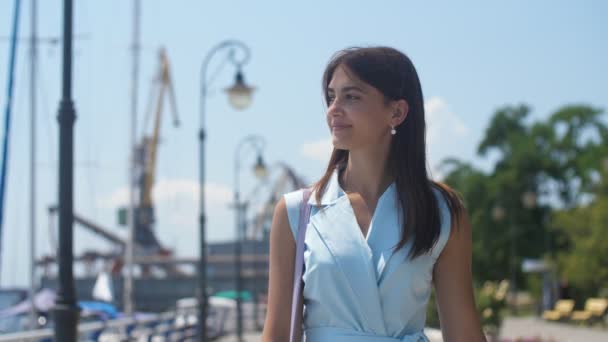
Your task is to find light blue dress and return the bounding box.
[284,169,452,342]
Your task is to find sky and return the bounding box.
[0,0,606,287]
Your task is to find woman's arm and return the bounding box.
[433,208,486,342]
[262,198,303,342]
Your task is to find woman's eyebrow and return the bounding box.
[327,85,366,93]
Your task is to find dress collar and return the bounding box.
[308,167,345,205]
[309,167,397,207]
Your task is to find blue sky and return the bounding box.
[0,0,606,286]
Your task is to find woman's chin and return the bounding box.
[331,137,351,150]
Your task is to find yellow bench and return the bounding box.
[570,298,608,325]
[542,299,575,321]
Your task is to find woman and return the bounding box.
[263,47,485,341]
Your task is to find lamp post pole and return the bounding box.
[54,0,79,340]
[29,0,39,329]
[198,40,252,341]
[509,221,517,314]
[493,190,537,315]
[234,135,266,341]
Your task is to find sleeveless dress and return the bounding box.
[283,168,452,342]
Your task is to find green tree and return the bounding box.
[551,162,608,298]
[440,104,607,292]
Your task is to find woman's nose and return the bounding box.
[328,101,343,117]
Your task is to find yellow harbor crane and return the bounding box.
[133,47,180,257]
[42,48,182,277]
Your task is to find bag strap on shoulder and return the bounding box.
[289,188,312,342]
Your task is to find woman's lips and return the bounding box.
[332,125,351,132]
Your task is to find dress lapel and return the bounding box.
[307,167,343,206]
[365,184,399,282]
[310,195,387,334]
[365,184,413,285]
[310,168,410,285]
[307,169,392,333]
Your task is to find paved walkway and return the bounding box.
[214,329,444,341]
[215,332,262,341]
[214,317,608,341]
[499,316,608,342]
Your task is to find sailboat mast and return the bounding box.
[0,0,23,285]
[29,0,39,328]
[125,0,141,316]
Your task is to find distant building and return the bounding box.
[40,236,270,313]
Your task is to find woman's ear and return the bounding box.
[391,99,409,126]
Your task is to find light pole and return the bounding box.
[492,203,518,313]
[234,135,267,341]
[54,0,79,340]
[198,40,254,341]
[492,190,537,315]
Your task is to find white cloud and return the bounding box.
[96,179,235,251]
[97,179,232,209]
[98,187,130,209]
[424,97,473,179]
[425,96,468,145]
[301,137,333,163]
[297,98,469,177]
[155,179,231,204]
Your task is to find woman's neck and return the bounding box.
[340,142,393,201]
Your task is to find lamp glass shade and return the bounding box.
[225,71,254,110]
[253,155,268,179]
[492,206,506,222]
[521,191,537,209]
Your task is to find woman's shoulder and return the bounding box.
[282,189,309,241]
[283,188,307,207]
[429,181,465,257]
[430,181,464,221]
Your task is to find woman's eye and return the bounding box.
[327,94,359,104]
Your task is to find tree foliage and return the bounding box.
[440,104,607,295]
[551,165,608,297]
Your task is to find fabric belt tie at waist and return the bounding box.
[305,327,429,342]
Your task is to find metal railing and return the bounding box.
[0,308,202,342]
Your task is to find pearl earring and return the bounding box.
[391,126,396,135]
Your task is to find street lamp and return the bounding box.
[492,203,518,313]
[198,40,254,341]
[492,190,537,314]
[54,0,79,340]
[521,191,537,210]
[226,71,255,110]
[234,135,267,342]
[253,155,269,179]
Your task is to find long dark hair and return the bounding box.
[313,47,463,258]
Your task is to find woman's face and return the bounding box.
[326,65,396,151]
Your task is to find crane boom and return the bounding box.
[142,48,179,207]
